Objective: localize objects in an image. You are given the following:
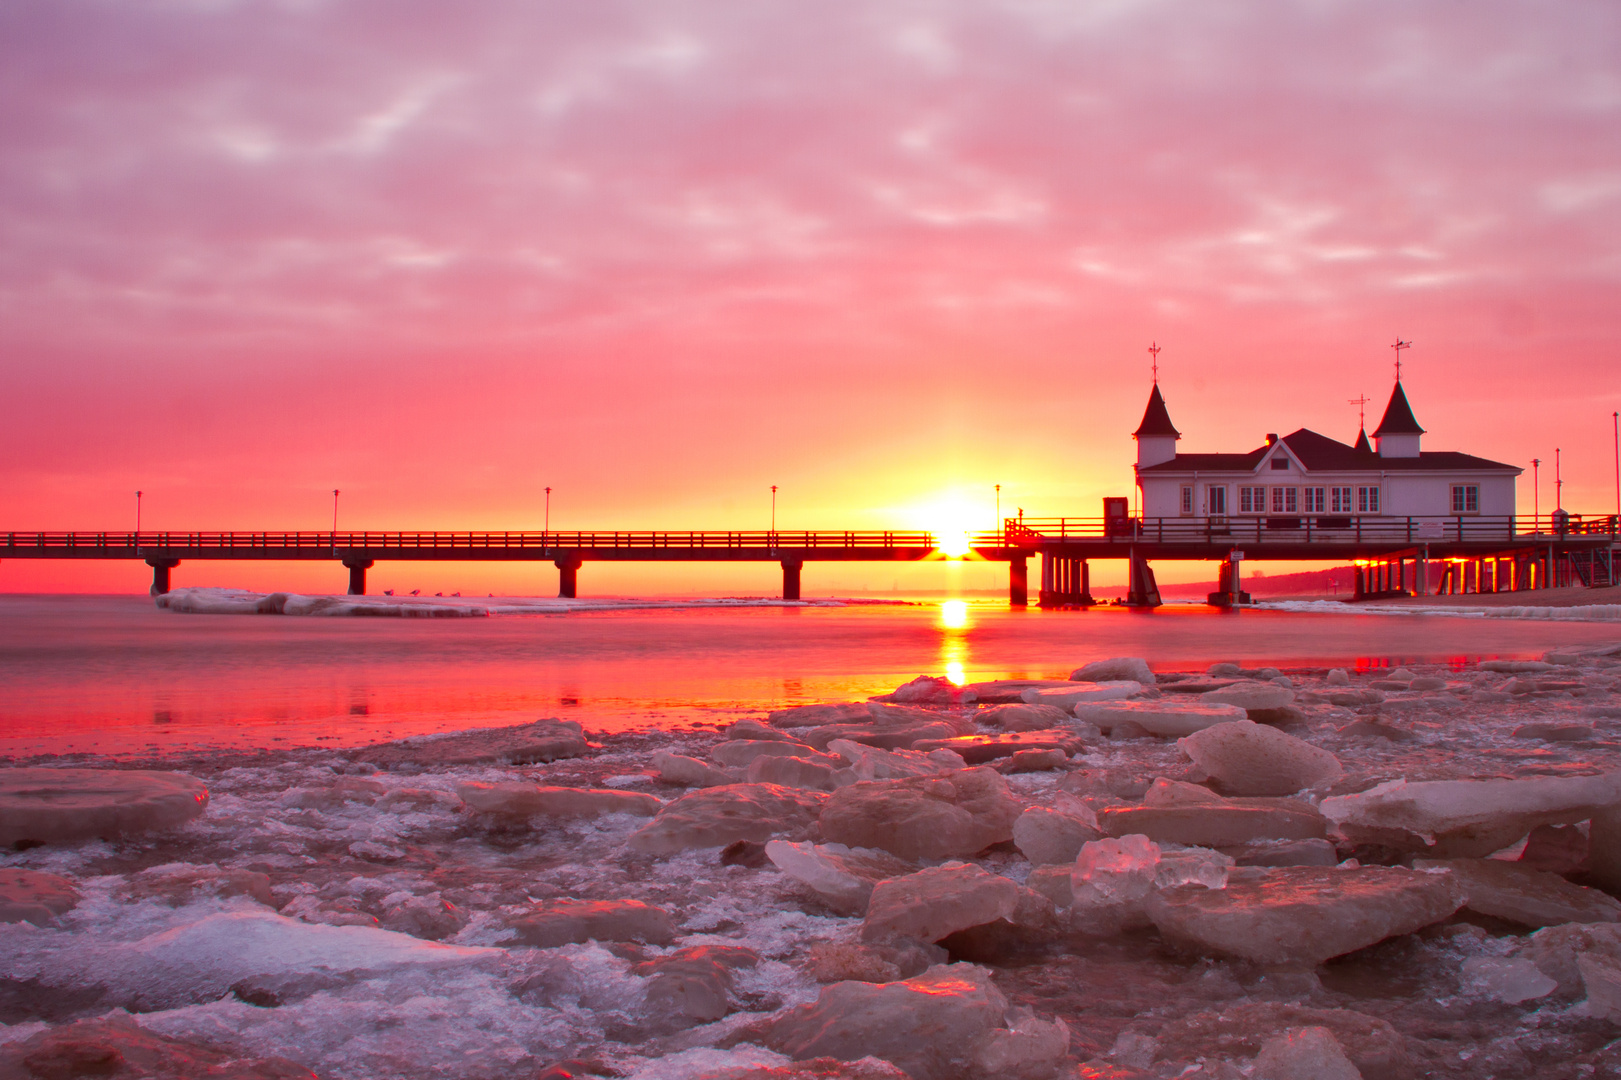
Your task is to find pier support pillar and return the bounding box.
[343,559,373,596]
[1208,557,1252,608]
[781,560,802,601]
[555,554,582,599]
[1008,557,1028,607]
[145,558,179,596]
[1126,550,1162,608]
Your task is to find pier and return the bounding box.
[3,513,1614,603]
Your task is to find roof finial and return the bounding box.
[1148,341,1161,384]
[1391,338,1411,382]
[1349,393,1370,429]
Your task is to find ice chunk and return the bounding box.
[1460,957,1557,1004]
[1481,660,1556,673]
[727,718,799,742]
[455,782,661,817]
[1583,803,1621,892]
[768,702,873,728]
[0,868,80,926]
[974,703,1075,731]
[1225,839,1340,868]
[1412,858,1621,927]
[1578,952,1621,1018]
[1326,668,1350,686]
[1177,721,1343,797]
[909,730,1085,764]
[1021,682,1143,709]
[503,899,675,947]
[0,1016,314,1080]
[130,909,499,996]
[1005,748,1069,772]
[973,1010,1071,1080]
[1143,778,1226,806]
[800,721,963,751]
[1320,772,1621,858]
[629,784,827,854]
[1154,1001,1411,1079]
[1071,835,1161,909]
[0,768,209,847]
[1146,866,1463,966]
[861,863,1023,943]
[1253,1026,1361,1080]
[632,945,759,1028]
[1013,807,1103,865]
[826,739,964,780]
[1517,922,1621,996]
[653,751,739,788]
[1200,681,1296,714]
[765,840,915,915]
[747,754,839,791]
[1100,805,1326,848]
[1154,848,1233,890]
[710,740,828,768]
[357,718,588,766]
[1074,700,1247,737]
[819,768,1021,861]
[879,675,978,706]
[1070,657,1154,684]
[765,964,1064,1080]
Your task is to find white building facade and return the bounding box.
[1132,381,1521,523]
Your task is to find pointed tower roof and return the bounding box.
[1133,383,1181,439]
[1372,381,1424,436]
[1353,427,1372,453]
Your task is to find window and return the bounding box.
[1451,484,1479,513]
[1270,454,1291,470]
[1240,486,1263,513]
[1207,485,1227,516]
[1330,486,1353,513]
[1303,487,1326,513]
[1272,487,1298,513]
[1180,486,1194,515]
[1358,486,1380,514]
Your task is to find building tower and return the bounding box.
[1133,382,1181,468]
[1372,382,1424,459]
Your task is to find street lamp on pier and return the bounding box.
[135,491,142,537]
[771,486,778,533]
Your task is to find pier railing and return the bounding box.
[0,529,939,552]
[997,514,1620,546]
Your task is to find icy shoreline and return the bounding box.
[154,587,854,618]
[5,643,1621,1078]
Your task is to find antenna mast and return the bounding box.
[1148,342,1161,384]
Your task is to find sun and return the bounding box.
[937,526,973,558]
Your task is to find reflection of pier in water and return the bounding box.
[2,513,1614,607]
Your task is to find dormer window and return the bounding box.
[1270,455,1290,470]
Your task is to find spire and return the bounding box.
[1354,427,1372,453]
[1133,383,1180,439]
[1372,381,1424,437]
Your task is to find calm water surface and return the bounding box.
[3,594,1618,757]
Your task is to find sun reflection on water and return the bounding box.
[938,600,971,685]
[939,600,969,629]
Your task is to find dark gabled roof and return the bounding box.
[1372,382,1424,436]
[1139,427,1521,473]
[1132,383,1181,438]
[1353,428,1371,453]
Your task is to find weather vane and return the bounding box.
[1349,393,1371,429]
[1148,341,1161,383]
[1391,338,1411,382]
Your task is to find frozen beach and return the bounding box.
[4,596,1621,1078]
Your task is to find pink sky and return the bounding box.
[3,1,1619,595]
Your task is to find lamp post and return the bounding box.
[1555,449,1563,512]
[1532,459,1540,528]
[995,484,1001,536]
[545,487,551,534]
[771,486,778,533]
[1613,412,1619,523]
[135,491,142,537]
[332,489,340,551]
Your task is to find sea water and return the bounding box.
[5,592,1621,758]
